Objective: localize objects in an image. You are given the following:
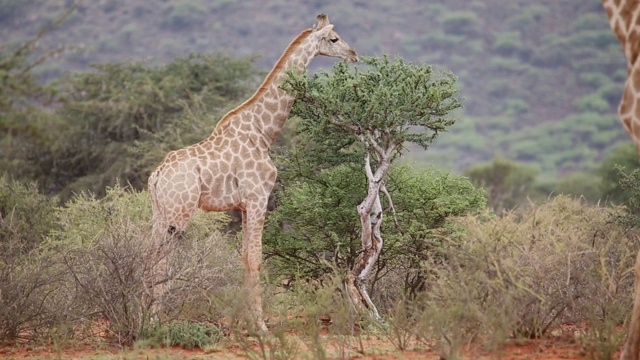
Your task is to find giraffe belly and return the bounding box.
[197,170,241,212]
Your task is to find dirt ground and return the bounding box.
[0,323,621,359]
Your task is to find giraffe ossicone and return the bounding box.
[147,14,358,332]
[602,1,640,359]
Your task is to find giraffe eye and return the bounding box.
[330,37,339,43]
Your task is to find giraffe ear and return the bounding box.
[314,24,334,38]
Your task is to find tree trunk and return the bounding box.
[345,151,389,319]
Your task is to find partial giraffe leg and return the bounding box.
[241,201,268,333]
[145,224,182,315]
[622,250,640,360]
[145,202,196,318]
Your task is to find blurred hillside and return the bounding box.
[1,0,628,176]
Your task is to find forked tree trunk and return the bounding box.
[345,150,392,319]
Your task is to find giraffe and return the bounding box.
[602,1,640,359]
[147,14,358,332]
[603,0,640,155]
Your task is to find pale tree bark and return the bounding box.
[345,136,396,319]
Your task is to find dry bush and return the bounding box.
[413,196,636,356]
[0,249,68,343]
[239,271,367,359]
[0,176,70,343]
[54,185,241,345]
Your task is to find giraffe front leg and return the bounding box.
[241,207,268,333]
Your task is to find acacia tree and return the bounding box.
[282,55,462,317]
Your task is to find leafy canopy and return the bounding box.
[282,55,462,166]
[264,164,486,289]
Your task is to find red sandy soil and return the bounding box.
[0,323,620,359]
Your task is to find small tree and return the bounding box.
[283,55,462,317]
[464,157,539,212]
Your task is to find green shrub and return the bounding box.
[599,144,640,205]
[613,166,640,228]
[568,30,618,49]
[494,32,529,59]
[145,320,222,349]
[580,72,611,88]
[441,12,481,37]
[535,172,602,203]
[264,164,485,302]
[488,57,531,74]
[505,6,548,34]
[574,93,610,113]
[464,157,539,212]
[530,39,569,67]
[504,98,529,117]
[161,2,206,30]
[572,13,605,32]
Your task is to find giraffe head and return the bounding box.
[312,14,359,63]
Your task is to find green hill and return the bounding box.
[1,0,628,176]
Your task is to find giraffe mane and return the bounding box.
[213,28,314,131]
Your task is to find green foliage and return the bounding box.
[264,164,485,295]
[574,93,610,113]
[144,320,222,349]
[618,168,640,227]
[599,144,640,205]
[441,11,481,37]
[1,1,630,180]
[380,165,486,299]
[572,13,604,32]
[46,53,259,199]
[0,7,75,186]
[161,2,207,30]
[504,98,529,117]
[0,174,58,251]
[505,5,548,34]
[464,157,539,212]
[53,184,228,247]
[275,55,474,303]
[536,172,602,203]
[493,32,529,59]
[0,6,72,114]
[283,55,461,165]
[265,163,363,279]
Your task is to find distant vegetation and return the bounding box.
[0,0,629,178]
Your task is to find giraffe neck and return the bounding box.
[603,0,640,70]
[214,29,317,148]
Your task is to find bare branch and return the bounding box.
[381,182,401,230]
[328,115,361,132]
